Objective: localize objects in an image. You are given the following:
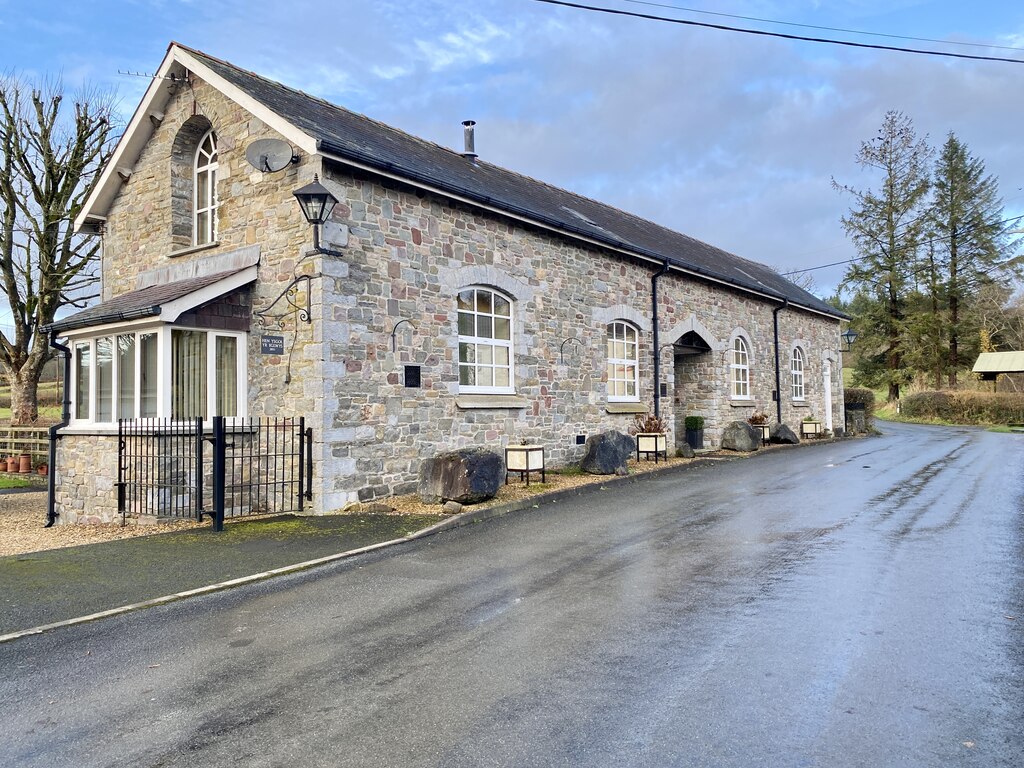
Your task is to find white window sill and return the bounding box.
[455,394,529,410]
[606,402,649,414]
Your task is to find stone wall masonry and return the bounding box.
[54,76,841,521]
[56,77,331,522]
[319,164,843,505]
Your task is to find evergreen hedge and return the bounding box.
[899,391,1024,424]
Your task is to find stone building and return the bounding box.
[48,43,846,524]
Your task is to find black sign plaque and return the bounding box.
[261,335,285,355]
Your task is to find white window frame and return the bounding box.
[607,321,640,402]
[791,346,806,401]
[69,325,247,425]
[194,130,218,246]
[457,286,515,395]
[730,335,751,399]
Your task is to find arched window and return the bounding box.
[607,321,639,401]
[457,287,514,393]
[194,130,218,245]
[791,346,805,400]
[731,336,750,399]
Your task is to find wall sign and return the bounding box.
[261,335,285,355]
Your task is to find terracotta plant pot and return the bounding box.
[36,464,48,476]
[6,457,17,472]
[18,454,31,473]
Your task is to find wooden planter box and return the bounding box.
[505,444,545,485]
[636,433,668,463]
[801,420,823,438]
[685,429,704,450]
[753,424,771,445]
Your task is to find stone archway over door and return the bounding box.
[672,331,713,453]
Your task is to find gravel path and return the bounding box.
[0,492,202,557]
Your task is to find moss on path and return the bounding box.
[0,513,440,636]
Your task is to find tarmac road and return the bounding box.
[1,422,1022,767]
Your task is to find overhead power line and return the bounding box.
[621,0,1024,53]
[530,0,1024,65]
[781,213,1024,276]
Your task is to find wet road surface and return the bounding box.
[2,422,1022,766]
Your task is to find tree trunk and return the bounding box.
[9,371,40,424]
[948,294,959,389]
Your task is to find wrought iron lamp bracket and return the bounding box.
[254,273,319,328]
[390,318,416,353]
[559,337,584,364]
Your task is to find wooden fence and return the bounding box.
[0,426,50,464]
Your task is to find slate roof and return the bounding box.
[181,46,843,320]
[46,269,247,333]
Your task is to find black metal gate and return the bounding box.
[117,416,313,530]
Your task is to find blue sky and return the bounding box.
[2,0,1023,315]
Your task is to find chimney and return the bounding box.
[461,120,477,160]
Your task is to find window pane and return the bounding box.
[457,290,474,311]
[459,365,475,386]
[172,329,207,419]
[494,317,510,340]
[614,341,625,360]
[479,345,493,365]
[196,211,210,245]
[140,334,158,417]
[118,334,135,419]
[458,312,474,336]
[197,171,209,208]
[476,290,492,314]
[96,337,113,422]
[478,366,493,387]
[494,367,509,387]
[493,295,510,316]
[459,342,474,364]
[476,315,492,339]
[75,343,90,420]
[494,346,509,366]
[216,336,238,417]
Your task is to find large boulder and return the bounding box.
[677,443,696,459]
[721,420,760,452]
[770,423,800,445]
[580,430,635,474]
[418,448,504,504]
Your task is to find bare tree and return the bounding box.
[0,77,114,423]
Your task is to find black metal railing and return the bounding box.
[117,416,313,530]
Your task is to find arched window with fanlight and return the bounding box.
[730,335,751,399]
[457,287,514,394]
[194,130,218,245]
[791,346,806,400]
[606,321,639,402]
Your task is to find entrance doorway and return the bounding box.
[672,331,713,453]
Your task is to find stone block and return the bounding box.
[770,423,800,445]
[418,448,504,504]
[580,430,634,474]
[721,420,760,452]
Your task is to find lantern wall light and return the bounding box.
[293,174,346,258]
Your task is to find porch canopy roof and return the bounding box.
[44,266,257,335]
[972,351,1024,375]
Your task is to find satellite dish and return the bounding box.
[245,138,298,173]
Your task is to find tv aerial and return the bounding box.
[245,138,299,173]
